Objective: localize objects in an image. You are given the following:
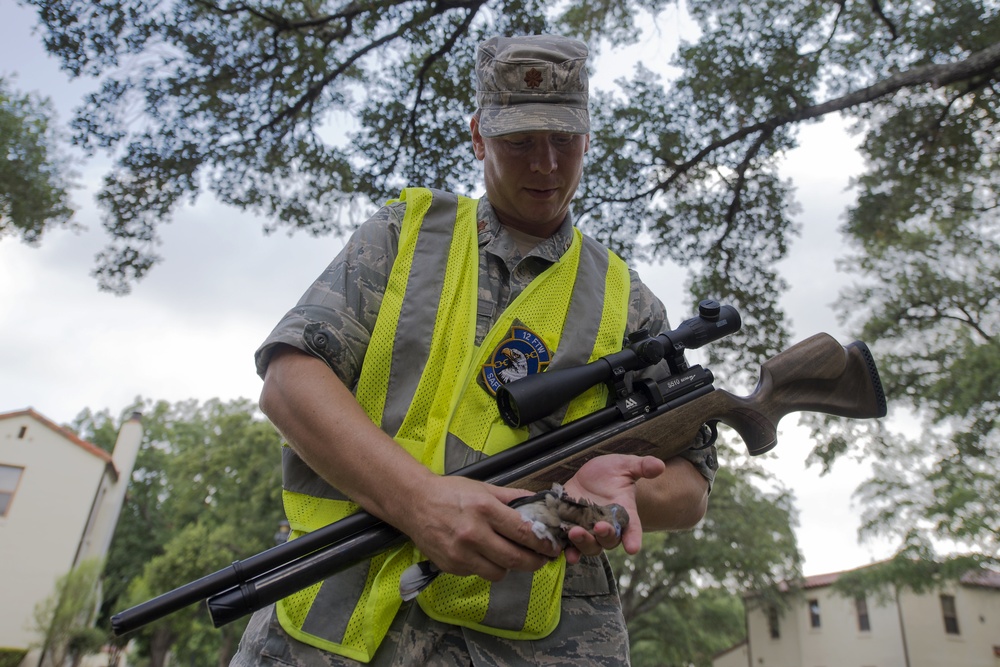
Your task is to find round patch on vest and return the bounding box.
[481,325,552,396]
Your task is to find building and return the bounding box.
[717,564,1000,667]
[0,408,142,665]
[714,639,749,667]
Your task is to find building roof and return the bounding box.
[797,562,1000,591]
[961,569,1000,589]
[0,408,113,465]
[712,639,747,660]
[765,564,873,593]
[801,570,844,589]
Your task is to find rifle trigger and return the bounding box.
[689,422,719,450]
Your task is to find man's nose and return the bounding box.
[529,140,557,174]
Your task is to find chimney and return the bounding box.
[111,411,144,485]
[74,412,144,565]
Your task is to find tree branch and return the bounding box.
[639,41,1000,204]
[388,3,485,173]
[715,126,775,275]
[195,0,412,33]
[868,0,899,40]
[257,2,483,138]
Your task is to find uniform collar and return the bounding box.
[476,198,575,266]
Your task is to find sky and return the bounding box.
[0,2,897,577]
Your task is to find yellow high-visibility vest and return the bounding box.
[277,188,631,662]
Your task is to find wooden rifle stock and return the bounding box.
[502,333,886,492]
[111,331,885,635]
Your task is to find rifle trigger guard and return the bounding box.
[689,421,719,450]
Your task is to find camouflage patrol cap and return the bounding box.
[476,35,590,137]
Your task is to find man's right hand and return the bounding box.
[389,475,563,582]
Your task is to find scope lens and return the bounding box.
[496,390,521,427]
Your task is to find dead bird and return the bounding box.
[399,483,630,601]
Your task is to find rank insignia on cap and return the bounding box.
[481,325,551,396]
[523,67,543,89]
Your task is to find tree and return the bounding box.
[19,0,998,367]
[0,77,76,243]
[118,523,256,667]
[71,398,285,666]
[610,444,802,666]
[627,589,745,667]
[803,49,999,572]
[30,558,106,667]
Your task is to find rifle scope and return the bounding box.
[496,300,741,428]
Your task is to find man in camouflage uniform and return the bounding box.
[232,35,717,666]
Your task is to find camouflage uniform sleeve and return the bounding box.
[626,269,720,491]
[254,204,404,387]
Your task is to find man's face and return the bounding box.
[471,116,590,238]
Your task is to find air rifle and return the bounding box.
[110,300,887,636]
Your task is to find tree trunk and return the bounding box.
[218,628,236,667]
[148,626,174,667]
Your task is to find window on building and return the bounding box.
[808,599,821,628]
[855,595,871,632]
[0,464,25,517]
[767,605,780,639]
[940,594,960,635]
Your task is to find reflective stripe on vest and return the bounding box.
[277,187,630,661]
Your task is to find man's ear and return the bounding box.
[470,115,486,161]
[584,133,590,153]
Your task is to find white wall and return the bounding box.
[0,412,109,651]
[901,584,1000,667]
[714,641,749,667]
[736,577,1000,667]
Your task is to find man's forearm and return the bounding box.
[635,457,709,532]
[259,344,438,525]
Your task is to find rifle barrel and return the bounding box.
[111,403,628,636]
[110,510,383,636]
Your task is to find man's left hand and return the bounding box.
[561,454,666,563]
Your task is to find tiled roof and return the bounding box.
[797,562,1000,591]
[0,407,113,464]
[961,569,1000,589]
